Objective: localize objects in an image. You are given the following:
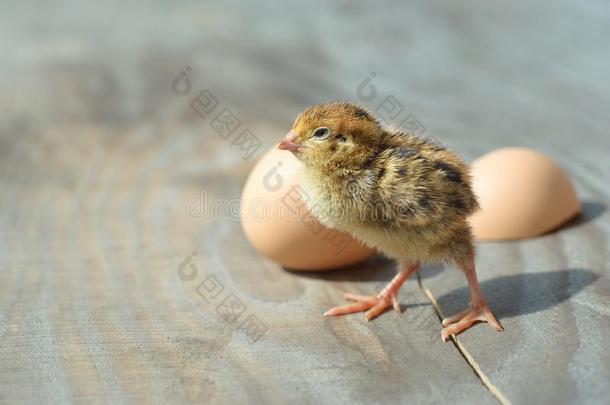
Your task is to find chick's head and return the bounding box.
[278,102,383,169]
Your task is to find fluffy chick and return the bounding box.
[278,101,503,341]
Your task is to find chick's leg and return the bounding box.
[441,255,503,342]
[324,262,419,321]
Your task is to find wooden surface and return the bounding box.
[1,1,609,404]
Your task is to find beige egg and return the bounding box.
[240,147,375,271]
[470,147,581,240]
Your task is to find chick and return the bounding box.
[277,102,503,341]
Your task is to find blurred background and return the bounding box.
[0,1,609,404]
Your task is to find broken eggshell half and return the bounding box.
[469,147,581,240]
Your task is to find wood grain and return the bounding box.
[0,1,609,404]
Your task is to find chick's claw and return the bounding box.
[323,291,399,321]
[344,292,400,313]
[324,264,417,321]
[440,303,504,342]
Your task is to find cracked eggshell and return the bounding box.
[470,147,581,240]
[240,148,375,271]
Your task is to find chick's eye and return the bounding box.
[312,127,329,139]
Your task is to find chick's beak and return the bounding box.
[277,130,301,153]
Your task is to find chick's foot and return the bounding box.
[440,302,503,342]
[323,263,419,321]
[323,291,401,321]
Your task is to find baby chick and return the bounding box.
[277,102,503,341]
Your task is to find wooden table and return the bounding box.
[0,1,609,404]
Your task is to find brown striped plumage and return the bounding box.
[290,101,479,265]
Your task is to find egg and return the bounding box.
[469,147,581,240]
[240,148,375,271]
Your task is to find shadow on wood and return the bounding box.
[436,268,598,319]
[285,255,447,282]
[559,201,606,232]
